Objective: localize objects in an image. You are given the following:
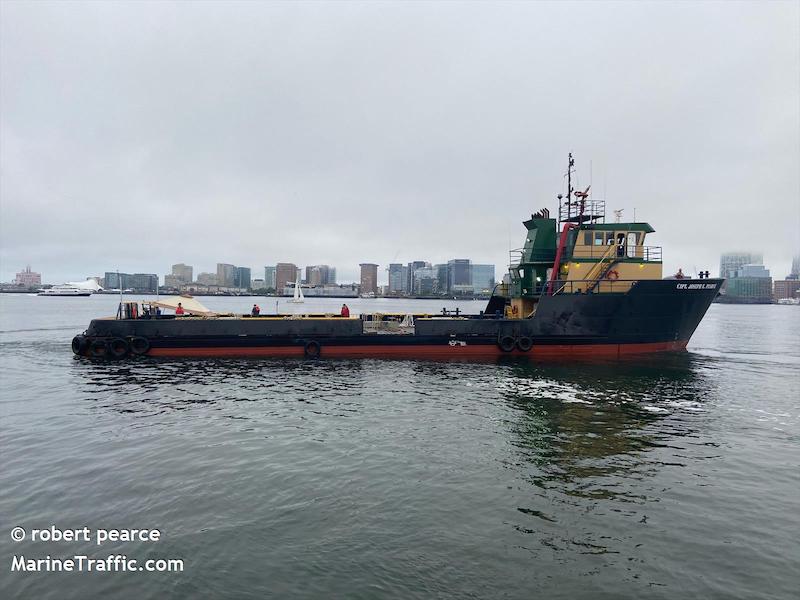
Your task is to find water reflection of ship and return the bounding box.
[73,358,368,412]
[502,355,707,479]
[497,356,714,561]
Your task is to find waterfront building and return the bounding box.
[264,266,277,290]
[252,278,265,290]
[387,264,406,294]
[774,279,800,300]
[234,266,251,290]
[725,277,773,303]
[720,252,763,279]
[104,271,131,290]
[720,263,772,303]
[472,264,496,295]
[413,266,438,295]
[171,263,193,284]
[306,265,335,286]
[14,266,41,287]
[360,263,379,295]
[131,273,158,293]
[275,263,298,290]
[197,272,217,285]
[447,259,473,296]
[216,263,236,288]
[406,261,428,293]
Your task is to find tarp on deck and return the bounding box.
[147,295,216,316]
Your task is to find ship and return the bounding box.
[39,280,101,296]
[71,156,723,360]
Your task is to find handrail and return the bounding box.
[551,279,640,295]
[570,244,663,261]
[583,243,617,282]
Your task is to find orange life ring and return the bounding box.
[606,269,620,281]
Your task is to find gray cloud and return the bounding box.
[2,0,798,284]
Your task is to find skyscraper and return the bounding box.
[719,252,762,279]
[171,263,193,284]
[234,267,251,290]
[388,264,406,294]
[406,261,427,293]
[447,259,472,295]
[264,266,277,290]
[216,263,236,287]
[197,272,217,285]
[276,263,298,290]
[360,263,378,295]
[472,264,496,294]
[305,265,335,286]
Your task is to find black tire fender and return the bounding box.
[108,338,129,359]
[129,336,150,355]
[498,335,516,353]
[304,340,321,359]
[71,335,87,356]
[89,339,108,358]
[516,336,533,352]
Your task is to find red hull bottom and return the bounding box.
[147,340,688,359]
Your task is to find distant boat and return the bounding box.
[777,298,799,305]
[38,283,94,297]
[360,292,376,298]
[289,275,305,303]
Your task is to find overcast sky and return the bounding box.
[2,0,798,284]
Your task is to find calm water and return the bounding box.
[1,294,798,599]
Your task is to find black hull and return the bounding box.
[75,279,722,359]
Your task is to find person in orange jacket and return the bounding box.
[175,303,185,315]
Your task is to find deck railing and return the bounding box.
[569,245,662,261]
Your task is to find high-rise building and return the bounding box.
[388,264,406,294]
[131,273,158,293]
[104,272,133,290]
[234,266,251,290]
[736,264,770,278]
[721,262,772,303]
[406,261,427,293]
[171,263,193,284]
[413,266,438,295]
[14,266,41,287]
[216,263,236,287]
[197,272,217,285]
[264,266,277,290]
[276,263,298,289]
[790,254,800,279]
[305,265,335,286]
[472,264,495,294]
[447,259,473,296]
[720,252,763,279]
[360,263,379,295]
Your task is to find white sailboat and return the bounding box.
[289,274,305,303]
